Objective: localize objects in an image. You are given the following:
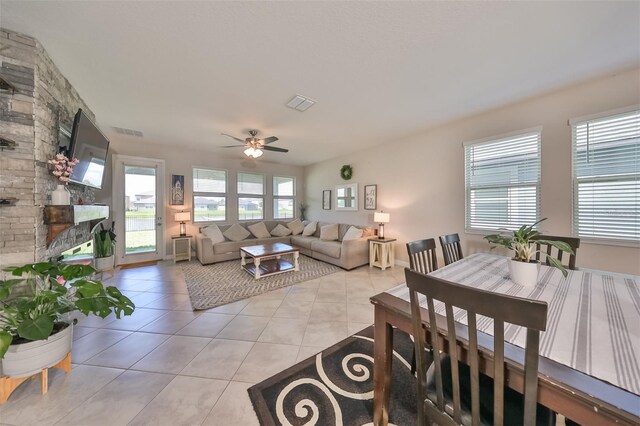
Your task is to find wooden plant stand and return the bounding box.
[0,351,71,403]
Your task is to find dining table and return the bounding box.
[371,253,640,426]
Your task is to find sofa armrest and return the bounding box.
[340,237,370,269]
[195,233,215,265]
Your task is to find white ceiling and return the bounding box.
[2,1,639,166]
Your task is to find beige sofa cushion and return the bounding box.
[311,240,341,258]
[248,222,270,239]
[320,223,339,241]
[202,225,225,244]
[270,224,292,237]
[290,235,315,249]
[223,223,250,242]
[342,226,363,241]
[287,218,304,236]
[303,221,317,236]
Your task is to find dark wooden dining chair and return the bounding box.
[407,238,439,274]
[406,238,439,374]
[532,235,580,270]
[439,233,463,266]
[405,268,552,426]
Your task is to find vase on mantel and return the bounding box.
[51,184,70,205]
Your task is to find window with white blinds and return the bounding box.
[464,130,541,232]
[193,167,227,222]
[571,109,640,244]
[273,176,295,219]
[238,172,264,220]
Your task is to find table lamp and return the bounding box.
[374,211,390,239]
[174,211,191,236]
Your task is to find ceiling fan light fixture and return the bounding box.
[244,147,255,157]
[253,148,263,158]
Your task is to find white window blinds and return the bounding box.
[572,109,640,243]
[237,172,264,195]
[464,131,541,232]
[193,168,226,193]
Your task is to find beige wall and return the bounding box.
[305,68,640,275]
[99,140,304,261]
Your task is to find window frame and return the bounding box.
[273,175,296,219]
[237,171,265,221]
[464,127,542,234]
[570,106,640,247]
[192,167,228,223]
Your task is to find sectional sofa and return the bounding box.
[194,220,375,270]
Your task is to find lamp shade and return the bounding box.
[174,211,191,222]
[374,212,390,223]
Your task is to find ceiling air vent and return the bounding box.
[286,94,316,112]
[112,126,144,138]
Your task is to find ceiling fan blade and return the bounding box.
[221,133,245,143]
[220,145,245,148]
[263,145,288,153]
[261,136,279,144]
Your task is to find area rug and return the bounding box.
[181,255,342,310]
[248,326,420,426]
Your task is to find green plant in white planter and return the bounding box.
[484,218,575,285]
[0,262,134,401]
[94,221,116,272]
[0,262,134,365]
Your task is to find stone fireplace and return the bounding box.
[0,28,100,268]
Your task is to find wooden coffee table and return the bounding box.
[240,242,300,280]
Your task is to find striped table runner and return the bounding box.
[386,253,640,396]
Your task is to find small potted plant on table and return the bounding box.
[0,262,134,402]
[484,218,575,286]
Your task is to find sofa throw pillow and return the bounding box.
[248,222,271,239]
[287,218,305,236]
[202,225,225,244]
[223,223,251,242]
[320,223,339,241]
[342,226,363,241]
[303,221,317,236]
[271,224,292,237]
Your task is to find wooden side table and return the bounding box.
[172,235,192,263]
[369,238,396,270]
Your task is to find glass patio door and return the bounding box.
[113,155,165,265]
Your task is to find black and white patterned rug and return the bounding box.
[181,255,342,310]
[248,326,418,426]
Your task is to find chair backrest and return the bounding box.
[532,235,580,270]
[405,268,548,426]
[439,233,463,266]
[406,238,439,274]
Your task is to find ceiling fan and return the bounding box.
[220,130,288,158]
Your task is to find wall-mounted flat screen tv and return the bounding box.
[68,109,110,189]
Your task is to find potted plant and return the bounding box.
[484,218,575,286]
[94,221,116,273]
[0,262,134,379]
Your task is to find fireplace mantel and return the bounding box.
[43,205,109,247]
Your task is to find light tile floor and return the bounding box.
[0,260,405,426]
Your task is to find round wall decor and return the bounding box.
[340,165,353,180]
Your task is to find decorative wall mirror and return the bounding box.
[335,183,358,211]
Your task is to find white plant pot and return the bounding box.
[508,259,540,287]
[0,324,73,378]
[94,255,114,272]
[51,184,70,205]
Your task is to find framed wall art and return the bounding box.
[171,174,185,205]
[322,190,331,210]
[364,184,377,210]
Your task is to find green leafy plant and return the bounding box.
[0,262,135,358]
[94,221,116,258]
[483,218,575,277]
